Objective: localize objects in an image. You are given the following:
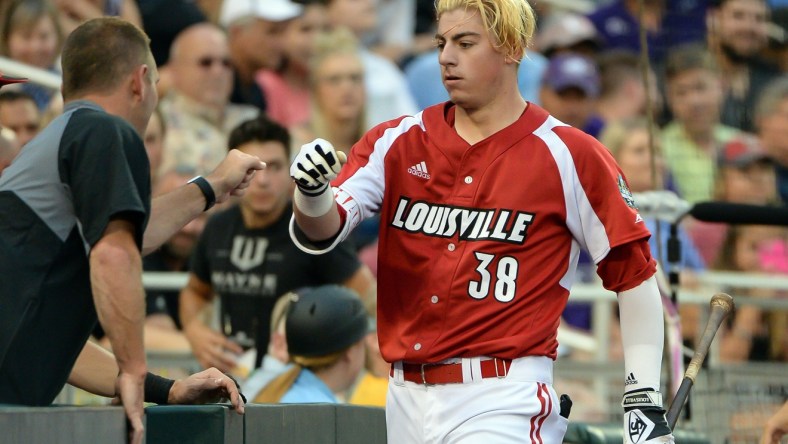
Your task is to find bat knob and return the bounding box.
[710,293,734,314]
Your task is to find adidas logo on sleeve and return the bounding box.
[407,161,430,179]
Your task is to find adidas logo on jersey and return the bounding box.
[625,372,638,386]
[408,161,430,179]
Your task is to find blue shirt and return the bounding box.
[583,115,606,140]
[404,49,548,110]
[242,355,292,401]
[586,0,707,62]
[645,219,705,272]
[280,368,338,404]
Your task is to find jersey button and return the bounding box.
[447,243,455,251]
[464,176,473,184]
[414,343,422,351]
[431,295,439,303]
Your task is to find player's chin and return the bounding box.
[445,88,462,102]
[447,93,474,109]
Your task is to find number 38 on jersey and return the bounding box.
[468,252,519,302]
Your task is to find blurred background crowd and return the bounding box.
[0,0,785,435]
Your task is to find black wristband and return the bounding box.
[188,176,216,212]
[144,372,175,405]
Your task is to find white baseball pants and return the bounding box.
[386,356,568,443]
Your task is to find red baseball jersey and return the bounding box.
[291,103,653,363]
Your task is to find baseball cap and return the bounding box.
[536,13,601,56]
[542,54,601,98]
[0,73,27,88]
[285,285,370,358]
[219,0,303,27]
[718,134,772,168]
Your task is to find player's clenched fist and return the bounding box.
[290,138,347,218]
[290,138,347,196]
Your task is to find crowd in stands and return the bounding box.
[0,0,785,412]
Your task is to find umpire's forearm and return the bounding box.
[90,222,147,378]
[143,184,205,256]
[68,341,119,398]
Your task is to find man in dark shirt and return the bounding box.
[0,19,262,440]
[180,116,375,373]
[708,0,782,131]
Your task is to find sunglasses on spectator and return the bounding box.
[197,57,232,69]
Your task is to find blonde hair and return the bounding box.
[291,349,345,370]
[308,27,367,148]
[309,27,360,77]
[270,292,295,334]
[435,0,536,61]
[599,117,659,159]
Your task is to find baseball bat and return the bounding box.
[666,293,735,429]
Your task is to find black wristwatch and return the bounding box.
[188,176,216,211]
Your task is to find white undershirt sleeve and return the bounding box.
[617,275,664,394]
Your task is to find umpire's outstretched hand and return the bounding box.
[205,149,266,203]
[168,367,246,414]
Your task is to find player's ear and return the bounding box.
[505,48,523,65]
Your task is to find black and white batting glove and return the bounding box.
[290,138,344,196]
[622,389,675,444]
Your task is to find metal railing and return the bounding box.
[0,56,61,90]
[57,269,786,442]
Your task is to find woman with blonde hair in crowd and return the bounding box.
[600,117,706,273]
[600,118,706,348]
[290,27,367,156]
[0,0,63,111]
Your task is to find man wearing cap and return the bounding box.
[539,53,604,138]
[220,0,303,111]
[254,285,370,403]
[536,12,602,59]
[0,20,260,440]
[717,133,777,204]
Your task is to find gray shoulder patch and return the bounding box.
[0,110,77,244]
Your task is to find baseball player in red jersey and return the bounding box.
[289,0,675,443]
